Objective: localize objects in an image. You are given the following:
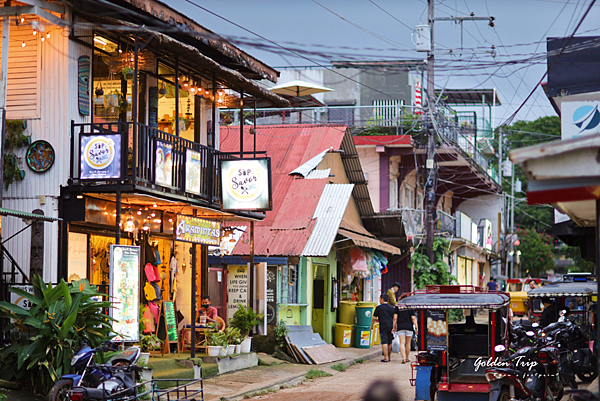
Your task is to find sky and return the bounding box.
[162,0,600,127]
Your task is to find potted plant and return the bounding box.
[204,329,227,357]
[229,305,264,353]
[139,333,163,354]
[225,327,241,355]
[122,66,134,81]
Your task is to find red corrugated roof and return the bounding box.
[220,124,347,256]
[353,135,411,146]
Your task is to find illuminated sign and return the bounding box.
[80,134,121,180]
[155,141,173,187]
[220,158,272,211]
[185,149,202,195]
[175,215,221,245]
[109,245,140,342]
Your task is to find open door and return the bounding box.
[208,267,227,321]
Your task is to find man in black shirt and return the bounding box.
[540,297,558,327]
[372,294,396,362]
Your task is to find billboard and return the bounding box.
[175,215,221,245]
[561,101,600,140]
[80,134,121,180]
[109,245,140,342]
[220,158,272,211]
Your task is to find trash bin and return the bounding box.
[355,306,374,326]
[339,301,358,325]
[354,325,371,348]
[334,323,354,348]
[371,322,380,346]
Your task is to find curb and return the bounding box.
[218,349,381,401]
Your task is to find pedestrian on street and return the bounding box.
[486,277,498,292]
[386,282,401,306]
[540,297,558,326]
[372,293,396,362]
[362,380,400,401]
[393,293,418,364]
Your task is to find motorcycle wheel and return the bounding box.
[499,386,511,401]
[554,384,564,401]
[576,367,598,383]
[48,379,72,401]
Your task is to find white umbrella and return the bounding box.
[269,80,333,123]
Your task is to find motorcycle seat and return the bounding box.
[106,347,140,366]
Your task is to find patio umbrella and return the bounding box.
[269,80,333,123]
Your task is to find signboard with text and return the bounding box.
[109,245,140,342]
[185,149,202,195]
[426,310,448,351]
[227,265,248,321]
[175,215,221,245]
[266,266,278,325]
[80,134,121,180]
[220,158,272,211]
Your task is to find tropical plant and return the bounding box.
[3,119,30,190]
[139,333,163,352]
[273,320,289,348]
[229,305,264,337]
[410,237,457,289]
[225,327,243,345]
[0,275,115,395]
[204,330,227,347]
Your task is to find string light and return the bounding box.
[20,17,24,24]
[32,29,36,36]
[46,33,50,39]
[21,41,25,48]
[41,37,45,42]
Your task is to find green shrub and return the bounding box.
[273,320,290,348]
[229,305,263,336]
[305,369,332,379]
[0,275,115,395]
[331,363,347,372]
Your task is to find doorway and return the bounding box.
[208,267,227,321]
[312,264,327,339]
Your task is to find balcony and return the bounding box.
[69,121,234,208]
[398,208,456,239]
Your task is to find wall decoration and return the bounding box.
[78,56,90,116]
[80,134,121,180]
[220,158,272,211]
[25,140,55,172]
[155,140,173,187]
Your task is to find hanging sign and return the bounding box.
[155,140,173,187]
[266,266,278,325]
[185,149,202,195]
[426,310,448,351]
[220,158,272,211]
[109,245,140,342]
[175,215,221,245]
[80,134,121,180]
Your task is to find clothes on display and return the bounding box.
[144,263,160,282]
[150,282,161,301]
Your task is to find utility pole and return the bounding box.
[425,0,436,264]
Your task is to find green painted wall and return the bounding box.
[308,249,338,344]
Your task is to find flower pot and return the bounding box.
[227,345,235,355]
[235,344,241,354]
[207,346,220,357]
[139,352,150,365]
[241,337,252,354]
[219,346,227,357]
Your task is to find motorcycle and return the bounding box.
[49,343,119,401]
[486,343,564,401]
[69,346,143,401]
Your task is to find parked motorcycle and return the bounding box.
[69,346,143,401]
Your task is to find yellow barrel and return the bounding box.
[371,322,380,346]
[334,323,354,348]
[339,301,358,325]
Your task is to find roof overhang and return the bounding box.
[337,228,402,255]
[0,207,60,222]
[434,89,501,106]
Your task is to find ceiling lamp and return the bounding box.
[142,221,151,231]
[124,217,135,232]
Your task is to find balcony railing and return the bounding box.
[436,210,456,235]
[70,121,234,205]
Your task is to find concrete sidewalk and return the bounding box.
[202,346,383,401]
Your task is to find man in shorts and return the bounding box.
[372,294,396,362]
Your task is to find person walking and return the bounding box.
[372,294,396,362]
[486,278,498,292]
[386,282,401,306]
[393,293,418,363]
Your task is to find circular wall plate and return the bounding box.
[25,140,55,172]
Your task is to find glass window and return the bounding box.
[157,63,199,141]
[92,36,130,123]
[279,265,298,304]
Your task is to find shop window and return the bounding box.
[279,265,298,304]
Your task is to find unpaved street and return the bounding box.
[246,352,414,401]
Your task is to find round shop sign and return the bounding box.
[84,136,116,170]
[225,161,267,203]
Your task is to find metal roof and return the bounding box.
[302,184,354,256]
[0,207,61,222]
[306,169,331,180]
[338,228,401,254]
[528,281,598,297]
[397,293,510,309]
[433,89,501,106]
[290,148,332,177]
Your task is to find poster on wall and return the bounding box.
[109,245,140,342]
[67,232,87,282]
[266,266,278,325]
[175,215,221,245]
[155,141,173,186]
[426,310,448,351]
[227,265,248,321]
[185,149,202,195]
[220,158,272,211]
[80,134,121,180]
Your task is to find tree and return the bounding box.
[410,237,456,289]
[516,228,555,277]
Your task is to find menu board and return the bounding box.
[110,245,140,342]
[163,301,178,342]
[185,150,202,195]
[80,134,121,180]
[155,140,173,186]
[426,310,448,351]
[227,265,248,321]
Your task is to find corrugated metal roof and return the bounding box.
[337,228,401,255]
[306,169,331,180]
[289,148,332,177]
[0,207,61,222]
[302,184,354,256]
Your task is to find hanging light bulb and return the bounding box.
[189,86,196,93]
[21,41,25,48]
[41,37,45,42]
[46,33,50,39]
[33,29,37,36]
[20,17,25,24]
[124,217,135,232]
[142,221,151,231]
[137,210,142,215]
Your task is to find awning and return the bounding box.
[0,207,60,222]
[338,228,401,255]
